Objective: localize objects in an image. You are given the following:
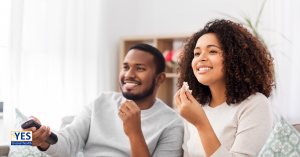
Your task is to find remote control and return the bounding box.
[21,119,58,145]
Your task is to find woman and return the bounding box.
[174,19,275,157]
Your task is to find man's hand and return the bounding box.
[21,116,51,150]
[118,100,142,137]
[118,100,150,157]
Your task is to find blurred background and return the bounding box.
[0,0,299,144]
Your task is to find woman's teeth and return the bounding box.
[199,67,211,72]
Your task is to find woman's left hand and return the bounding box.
[174,84,204,127]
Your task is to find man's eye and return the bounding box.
[123,66,129,70]
[194,52,201,56]
[137,67,145,71]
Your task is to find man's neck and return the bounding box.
[133,94,156,110]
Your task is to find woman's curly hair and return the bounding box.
[177,19,275,105]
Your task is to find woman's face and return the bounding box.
[191,33,225,86]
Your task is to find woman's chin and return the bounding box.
[197,79,210,86]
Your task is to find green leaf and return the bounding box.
[256,0,267,28]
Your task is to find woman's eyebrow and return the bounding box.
[194,47,200,50]
[194,45,221,50]
[207,45,220,49]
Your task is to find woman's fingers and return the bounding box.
[174,89,182,107]
[185,88,195,103]
[180,84,189,104]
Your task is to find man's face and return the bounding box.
[119,49,157,100]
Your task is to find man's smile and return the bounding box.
[123,80,141,90]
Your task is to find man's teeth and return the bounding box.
[126,83,138,85]
[199,67,211,71]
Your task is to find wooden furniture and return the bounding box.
[119,34,191,108]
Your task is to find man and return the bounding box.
[23,44,184,157]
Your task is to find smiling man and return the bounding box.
[23,44,184,157]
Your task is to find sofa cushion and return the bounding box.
[8,108,84,157]
[258,116,300,156]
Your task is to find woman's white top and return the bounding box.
[182,92,273,157]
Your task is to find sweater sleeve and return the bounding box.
[152,118,184,157]
[182,120,191,157]
[210,96,273,157]
[40,102,92,157]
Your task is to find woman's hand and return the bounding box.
[174,83,204,127]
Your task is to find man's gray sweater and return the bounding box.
[41,92,184,157]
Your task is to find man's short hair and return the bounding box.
[129,44,165,74]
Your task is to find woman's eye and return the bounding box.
[210,50,217,53]
[194,52,201,56]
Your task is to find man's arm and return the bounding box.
[24,103,92,157]
[118,100,151,157]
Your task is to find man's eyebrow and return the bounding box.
[122,63,147,66]
[135,63,147,66]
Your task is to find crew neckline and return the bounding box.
[206,101,227,109]
[120,97,159,117]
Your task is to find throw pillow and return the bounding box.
[8,108,84,157]
[258,116,300,157]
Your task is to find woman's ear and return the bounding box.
[156,72,166,86]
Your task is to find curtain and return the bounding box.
[0,0,112,143]
[260,0,300,124]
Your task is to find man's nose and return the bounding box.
[124,68,136,78]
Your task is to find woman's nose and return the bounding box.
[198,52,208,62]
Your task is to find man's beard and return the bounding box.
[120,77,156,100]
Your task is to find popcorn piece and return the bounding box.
[183,82,188,86]
[189,90,192,94]
[183,82,189,90]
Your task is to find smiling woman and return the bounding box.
[175,19,275,157]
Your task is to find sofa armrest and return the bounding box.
[0,145,9,156]
[292,124,300,133]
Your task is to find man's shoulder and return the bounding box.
[94,91,123,101]
[87,92,123,108]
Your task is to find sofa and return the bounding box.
[1,118,300,156]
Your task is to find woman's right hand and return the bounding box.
[174,84,205,128]
[21,116,51,150]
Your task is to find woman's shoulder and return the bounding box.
[243,92,269,105]
[236,92,271,115]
